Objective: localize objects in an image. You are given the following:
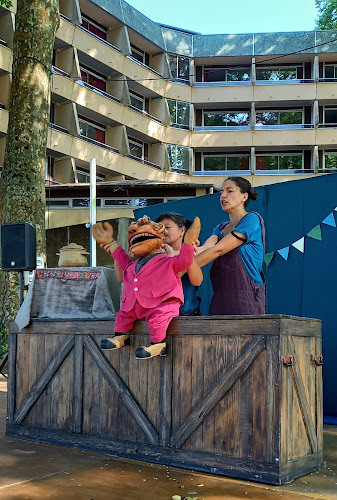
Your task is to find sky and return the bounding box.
[125,0,319,35]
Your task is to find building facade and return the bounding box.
[1,0,337,242]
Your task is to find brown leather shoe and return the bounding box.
[135,342,167,359]
[100,334,130,350]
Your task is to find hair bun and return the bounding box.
[250,189,258,200]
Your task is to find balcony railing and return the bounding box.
[0,39,7,47]
[194,81,251,87]
[49,123,69,134]
[194,125,251,131]
[128,155,161,170]
[318,123,337,128]
[77,80,120,103]
[255,124,314,130]
[194,169,251,176]
[52,66,70,78]
[78,135,120,154]
[126,56,162,77]
[255,79,314,85]
[127,105,162,123]
[77,25,121,52]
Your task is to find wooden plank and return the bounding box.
[315,336,323,452]
[72,335,84,434]
[288,337,318,454]
[201,335,217,454]
[265,334,281,462]
[170,336,266,449]
[7,333,17,424]
[190,335,204,451]
[6,423,282,484]
[252,347,267,460]
[10,317,291,337]
[13,335,74,425]
[159,337,173,447]
[83,334,159,445]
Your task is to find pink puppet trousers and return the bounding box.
[114,300,181,343]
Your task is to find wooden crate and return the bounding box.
[7,315,324,484]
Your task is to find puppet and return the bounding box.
[92,215,201,359]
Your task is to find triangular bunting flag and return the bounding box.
[307,225,322,241]
[334,207,337,211]
[292,237,305,253]
[277,246,290,261]
[264,252,274,266]
[322,213,336,227]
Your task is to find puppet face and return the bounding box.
[127,215,167,258]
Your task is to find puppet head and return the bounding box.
[128,215,167,258]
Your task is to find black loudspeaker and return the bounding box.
[0,222,37,271]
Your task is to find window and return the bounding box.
[324,64,337,80]
[45,156,55,182]
[131,45,145,64]
[202,154,249,171]
[203,66,250,82]
[167,99,190,127]
[80,65,106,92]
[129,91,145,111]
[78,117,105,143]
[324,152,337,169]
[134,198,165,208]
[81,14,107,41]
[324,108,337,126]
[256,66,303,81]
[129,138,144,159]
[256,154,303,170]
[168,54,190,81]
[256,110,303,126]
[103,199,132,207]
[76,169,105,183]
[203,111,249,127]
[167,145,190,171]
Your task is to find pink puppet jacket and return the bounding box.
[111,244,194,311]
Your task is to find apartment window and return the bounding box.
[324,108,337,126]
[203,66,250,82]
[167,145,189,171]
[45,156,55,182]
[203,111,249,127]
[78,117,105,143]
[256,65,303,81]
[129,91,145,111]
[134,198,165,208]
[80,65,106,92]
[76,169,105,183]
[202,154,249,171]
[323,152,337,169]
[81,14,107,41]
[167,99,190,127]
[256,110,303,126]
[129,138,144,159]
[168,54,189,81]
[256,153,303,170]
[324,64,337,80]
[131,45,145,64]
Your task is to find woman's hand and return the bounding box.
[162,243,177,257]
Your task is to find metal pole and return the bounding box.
[19,271,24,306]
[90,158,97,267]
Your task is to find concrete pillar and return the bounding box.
[251,57,256,84]
[313,55,319,82]
[251,146,256,174]
[312,146,319,173]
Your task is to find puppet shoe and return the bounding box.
[100,334,130,350]
[135,342,167,359]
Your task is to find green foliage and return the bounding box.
[0,320,8,363]
[0,0,12,8]
[316,0,337,29]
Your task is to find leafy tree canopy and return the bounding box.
[316,0,337,29]
[0,0,12,8]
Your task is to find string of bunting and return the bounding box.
[264,207,337,267]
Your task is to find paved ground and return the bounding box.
[0,374,336,500]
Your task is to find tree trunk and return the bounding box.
[0,0,60,348]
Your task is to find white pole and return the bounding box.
[90,158,97,267]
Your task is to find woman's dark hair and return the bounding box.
[225,176,258,208]
[155,212,192,230]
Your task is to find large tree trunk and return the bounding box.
[0,0,59,351]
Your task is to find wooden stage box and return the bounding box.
[7,315,324,485]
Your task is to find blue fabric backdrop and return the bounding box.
[134,174,337,419]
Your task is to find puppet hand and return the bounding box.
[92,221,114,245]
[184,217,201,246]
